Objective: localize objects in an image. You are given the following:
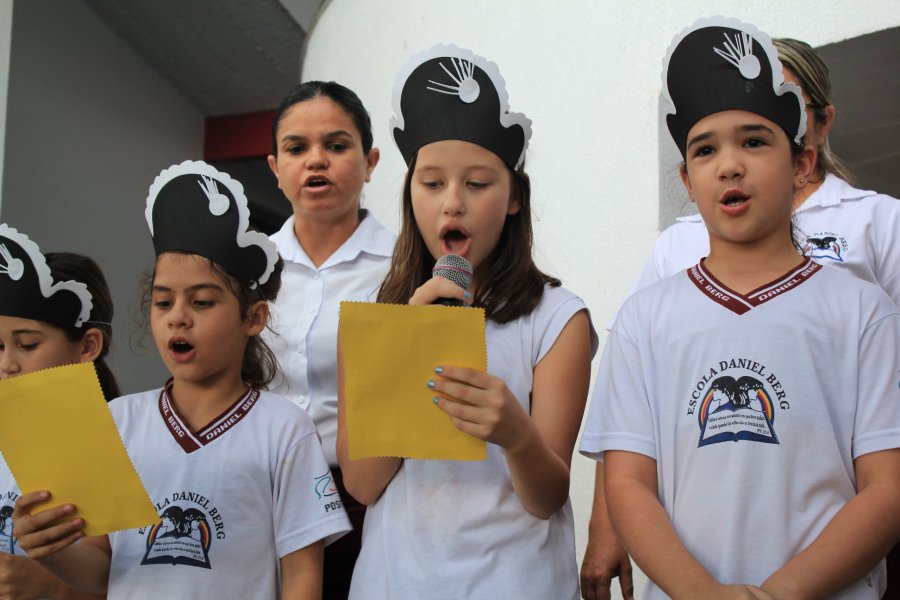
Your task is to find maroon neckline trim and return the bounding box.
[158,380,261,454]
[686,258,821,315]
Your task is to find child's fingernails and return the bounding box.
[427,380,435,389]
[434,366,443,374]
[432,396,440,404]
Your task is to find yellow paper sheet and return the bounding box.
[340,301,487,461]
[0,362,157,536]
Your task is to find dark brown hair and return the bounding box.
[271,81,374,156]
[45,252,121,400]
[377,153,559,323]
[139,252,284,389]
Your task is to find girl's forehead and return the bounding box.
[154,253,229,286]
[416,139,506,170]
[0,314,57,334]
[688,110,783,136]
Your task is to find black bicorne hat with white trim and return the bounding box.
[0,224,92,328]
[663,17,806,158]
[145,161,278,288]
[391,44,532,170]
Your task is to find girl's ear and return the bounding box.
[794,144,817,190]
[679,163,694,201]
[506,172,522,215]
[78,327,104,363]
[507,192,521,216]
[243,301,269,337]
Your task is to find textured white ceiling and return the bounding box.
[82,0,321,116]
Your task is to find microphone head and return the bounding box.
[432,254,473,290]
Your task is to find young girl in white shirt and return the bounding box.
[14,161,350,600]
[0,226,117,600]
[337,45,596,600]
[580,17,900,599]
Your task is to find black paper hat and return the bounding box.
[391,44,532,170]
[145,161,278,288]
[0,224,92,328]
[663,17,806,158]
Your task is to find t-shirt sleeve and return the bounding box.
[580,305,657,462]
[272,428,352,558]
[853,311,900,459]
[533,289,598,365]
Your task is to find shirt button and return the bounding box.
[314,272,321,280]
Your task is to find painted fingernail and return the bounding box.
[432,396,440,404]
[427,380,435,389]
[434,366,443,374]
[464,291,471,299]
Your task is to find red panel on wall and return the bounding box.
[204,110,276,161]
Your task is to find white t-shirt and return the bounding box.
[107,385,351,600]
[351,286,597,600]
[627,175,900,306]
[266,211,394,466]
[0,453,22,556]
[581,259,900,599]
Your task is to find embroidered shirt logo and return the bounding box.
[802,231,848,263]
[140,491,225,569]
[0,501,16,554]
[314,473,338,499]
[315,473,343,514]
[687,358,789,447]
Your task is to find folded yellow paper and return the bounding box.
[0,362,157,535]
[340,301,487,461]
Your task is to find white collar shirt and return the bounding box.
[265,211,394,465]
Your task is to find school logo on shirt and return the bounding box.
[138,491,226,569]
[801,230,847,263]
[686,358,789,447]
[0,496,17,554]
[315,472,343,514]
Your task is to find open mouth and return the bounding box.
[720,190,749,207]
[169,339,195,356]
[441,228,471,255]
[305,176,330,189]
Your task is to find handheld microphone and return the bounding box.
[431,254,473,306]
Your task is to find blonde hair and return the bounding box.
[774,38,856,184]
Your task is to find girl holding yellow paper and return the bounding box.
[0,224,117,600]
[14,161,351,600]
[336,46,597,599]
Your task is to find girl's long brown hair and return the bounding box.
[46,252,122,400]
[377,153,559,324]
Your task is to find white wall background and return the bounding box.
[1,0,199,393]
[302,1,900,596]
